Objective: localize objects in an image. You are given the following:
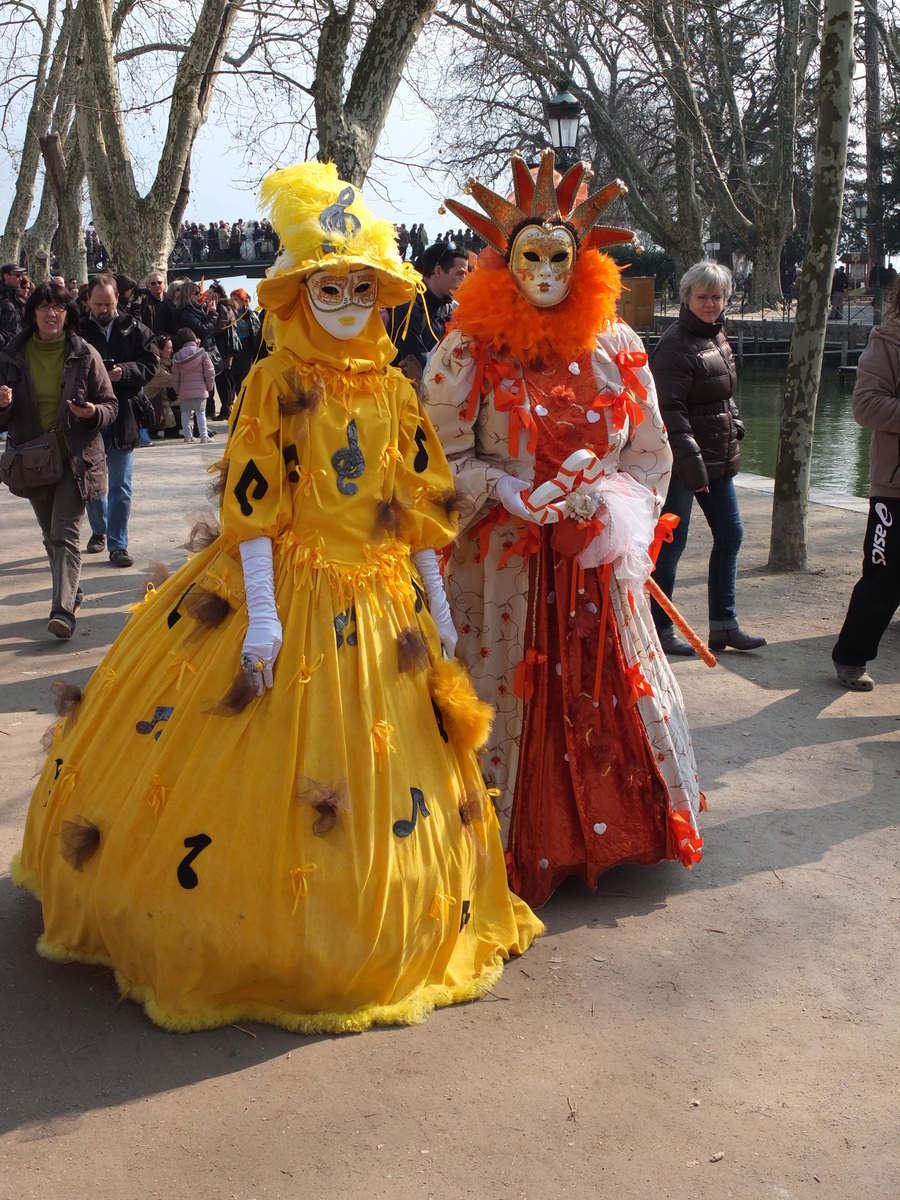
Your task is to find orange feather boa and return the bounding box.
[449,248,623,367]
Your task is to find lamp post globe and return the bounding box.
[545,89,583,170]
[853,194,868,223]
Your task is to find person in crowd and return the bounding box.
[1,262,26,349]
[143,333,178,438]
[422,152,703,909]
[0,280,117,638]
[207,282,240,420]
[115,273,141,319]
[829,265,848,319]
[832,276,900,690]
[11,160,541,1034]
[388,243,469,373]
[170,327,214,443]
[138,271,166,331]
[155,279,185,339]
[79,273,157,568]
[17,274,35,305]
[649,261,765,655]
[230,287,261,392]
[175,279,221,430]
[217,220,229,260]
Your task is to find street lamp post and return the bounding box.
[545,89,583,172]
[854,192,884,324]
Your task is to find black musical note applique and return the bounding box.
[319,186,362,253]
[283,443,301,484]
[332,420,365,496]
[167,583,196,629]
[392,787,431,838]
[413,426,429,473]
[411,576,424,613]
[135,706,174,740]
[431,700,449,744]
[459,900,472,931]
[234,459,269,516]
[177,833,212,889]
[54,758,63,780]
[334,605,358,649]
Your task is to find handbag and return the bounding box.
[132,393,156,430]
[0,427,64,490]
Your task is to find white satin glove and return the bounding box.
[240,536,282,695]
[495,473,534,521]
[412,548,458,659]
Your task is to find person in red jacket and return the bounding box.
[649,261,765,655]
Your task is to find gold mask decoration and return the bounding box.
[305,268,379,340]
[508,224,577,308]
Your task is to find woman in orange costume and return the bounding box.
[422,151,703,908]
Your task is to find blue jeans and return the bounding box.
[86,446,133,552]
[651,475,744,632]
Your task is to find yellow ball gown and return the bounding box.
[11,302,542,1033]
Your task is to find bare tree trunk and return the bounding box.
[316,0,439,184]
[76,0,243,277]
[865,4,884,323]
[768,0,854,571]
[40,132,87,282]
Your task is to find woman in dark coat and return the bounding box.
[649,261,765,655]
[0,280,117,638]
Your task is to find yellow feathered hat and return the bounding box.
[256,162,419,318]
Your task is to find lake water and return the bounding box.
[734,364,871,499]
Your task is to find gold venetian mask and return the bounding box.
[305,268,379,339]
[508,224,576,308]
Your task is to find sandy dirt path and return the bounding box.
[1,440,898,1199]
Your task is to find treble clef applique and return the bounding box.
[332,419,366,496]
[320,187,362,253]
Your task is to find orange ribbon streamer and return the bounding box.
[467,504,511,564]
[497,521,541,570]
[669,809,704,868]
[624,662,654,708]
[614,350,649,401]
[494,387,538,458]
[513,648,548,704]
[648,512,681,567]
[592,563,613,706]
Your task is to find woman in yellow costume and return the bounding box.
[12,163,541,1034]
[422,151,704,909]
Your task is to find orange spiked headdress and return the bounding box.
[444,149,636,258]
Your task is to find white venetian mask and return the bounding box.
[508,224,576,308]
[305,268,379,340]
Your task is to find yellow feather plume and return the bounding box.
[429,659,494,751]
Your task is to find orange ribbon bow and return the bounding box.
[498,521,541,571]
[648,512,681,567]
[467,504,511,564]
[624,662,654,708]
[513,648,548,704]
[592,389,644,432]
[669,809,704,868]
[614,350,649,401]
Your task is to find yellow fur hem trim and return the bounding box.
[112,959,507,1035]
[10,852,41,900]
[36,934,112,968]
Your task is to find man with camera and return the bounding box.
[80,274,157,567]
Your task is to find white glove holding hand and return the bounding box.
[412,548,458,659]
[240,536,282,695]
[495,473,534,521]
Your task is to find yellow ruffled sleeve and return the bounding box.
[392,372,459,553]
[220,356,293,543]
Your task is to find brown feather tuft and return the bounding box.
[183,591,232,631]
[202,671,255,716]
[373,499,399,538]
[431,485,475,521]
[458,788,487,827]
[397,627,429,673]
[50,679,82,718]
[58,815,100,871]
[296,776,351,836]
[278,367,323,416]
[206,456,230,499]
[182,512,220,552]
[40,722,59,753]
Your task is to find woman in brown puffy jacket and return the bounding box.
[649,261,765,655]
[831,276,900,690]
[0,280,117,639]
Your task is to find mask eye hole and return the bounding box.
[321,284,342,298]
[550,252,570,264]
[354,281,372,296]
[523,251,541,262]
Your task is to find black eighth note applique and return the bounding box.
[392,787,430,838]
[177,834,212,889]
